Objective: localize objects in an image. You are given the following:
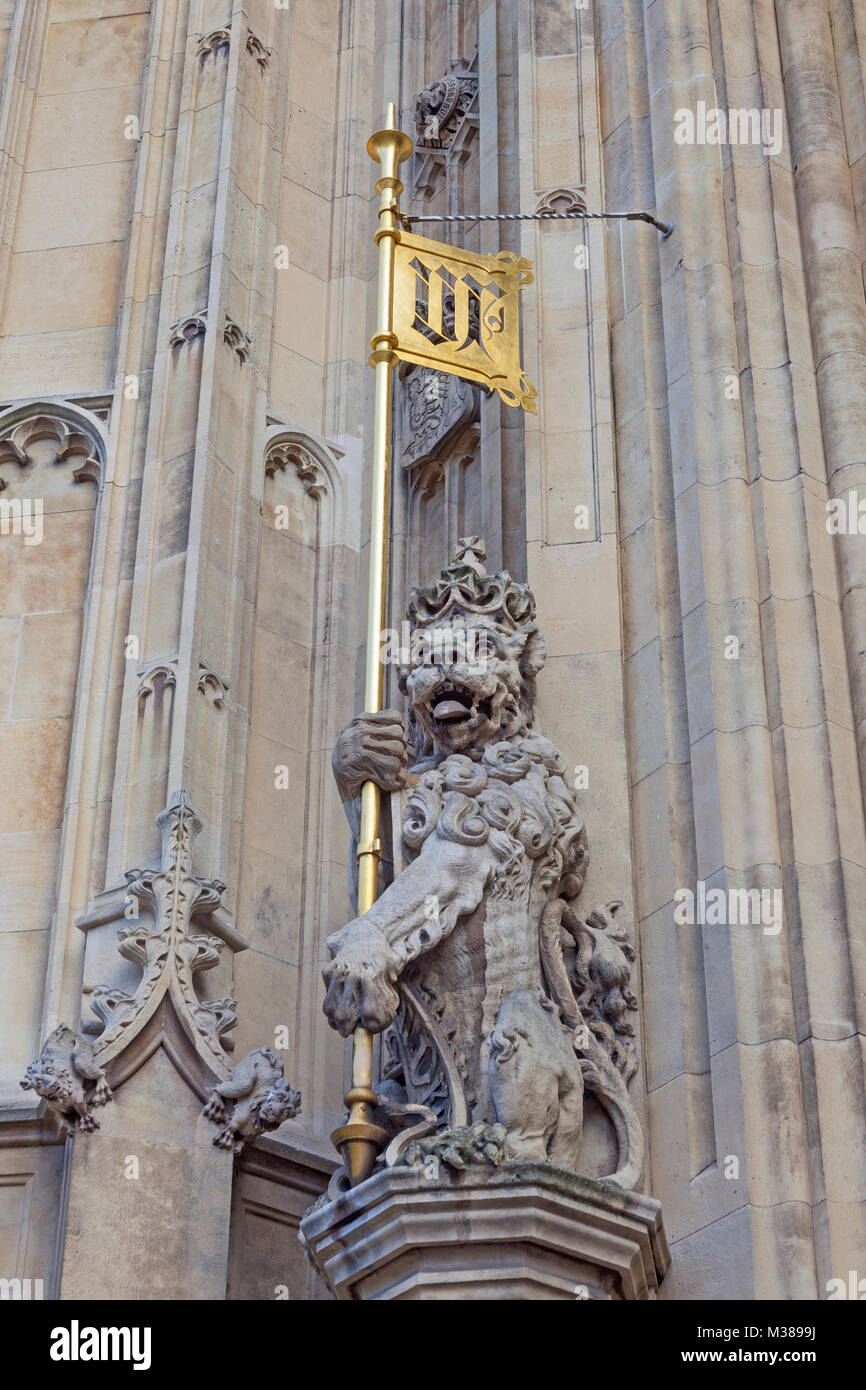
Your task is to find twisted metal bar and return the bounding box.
[399,208,673,237]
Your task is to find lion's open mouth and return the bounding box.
[429,682,492,728]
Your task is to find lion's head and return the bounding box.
[400,538,545,759]
[21,1062,75,1106]
[253,1079,302,1130]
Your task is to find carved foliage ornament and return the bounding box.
[87,790,235,1076]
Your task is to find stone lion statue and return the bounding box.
[20,1025,113,1133]
[327,538,644,1188]
[203,1046,301,1154]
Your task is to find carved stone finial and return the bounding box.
[20,1026,113,1133]
[452,536,486,574]
[203,1047,301,1153]
[87,790,236,1076]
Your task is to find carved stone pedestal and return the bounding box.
[300,1163,670,1300]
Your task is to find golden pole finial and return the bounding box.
[330,103,413,1188]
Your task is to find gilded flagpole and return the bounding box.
[330,103,413,1187]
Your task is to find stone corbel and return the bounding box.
[20,1026,113,1135]
[203,1048,301,1153]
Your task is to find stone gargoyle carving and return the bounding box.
[20,1025,113,1133]
[203,1046,301,1154]
[327,538,644,1188]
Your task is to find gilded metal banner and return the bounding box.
[391,229,538,412]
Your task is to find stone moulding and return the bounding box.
[300,1163,670,1301]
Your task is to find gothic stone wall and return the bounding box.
[0,0,864,1302]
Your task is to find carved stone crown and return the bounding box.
[407,537,536,632]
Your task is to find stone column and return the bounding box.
[55,0,293,1300]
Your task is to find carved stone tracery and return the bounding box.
[223,316,252,364]
[265,440,323,496]
[0,411,102,489]
[168,311,207,348]
[196,23,271,68]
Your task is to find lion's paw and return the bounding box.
[323,926,401,1037]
